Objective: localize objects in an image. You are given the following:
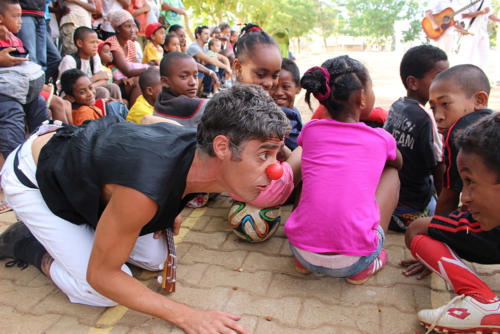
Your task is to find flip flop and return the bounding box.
[0,201,12,214]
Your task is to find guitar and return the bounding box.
[158,228,176,294]
[422,0,481,40]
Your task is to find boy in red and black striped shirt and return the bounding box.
[403,65,500,333]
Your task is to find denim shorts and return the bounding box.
[290,225,385,278]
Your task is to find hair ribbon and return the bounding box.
[305,66,330,102]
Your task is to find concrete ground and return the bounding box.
[1,51,500,333]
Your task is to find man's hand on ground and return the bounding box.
[400,259,432,280]
[181,309,250,334]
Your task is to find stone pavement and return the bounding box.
[1,194,500,334]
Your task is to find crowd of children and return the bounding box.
[0,0,499,332]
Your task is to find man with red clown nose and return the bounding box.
[0,84,294,334]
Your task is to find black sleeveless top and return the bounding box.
[36,116,197,235]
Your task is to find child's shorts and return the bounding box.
[389,196,436,232]
[428,210,500,264]
[289,226,385,278]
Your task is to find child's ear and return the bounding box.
[145,86,153,97]
[473,91,489,110]
[65,94,75,103]
[76,39,84,49]
[295,85,301,95]
[406,76,418,92]
[160,76,171,89]
[212,134,231,160]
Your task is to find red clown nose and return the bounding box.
[266,163,283,180]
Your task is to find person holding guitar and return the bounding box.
[0,85,292,334]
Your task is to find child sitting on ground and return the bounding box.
[405,113,500,333]
[143,22,166,66]
[162,32,181,56]
[60,69,128,126]
[58,27,121,100]
[271,58,303,150]
[384,45,449,232]
[97,41,113,84]
[126,68,161,124]
[430,65,492,215]
[153,52,208,128]
[285,56,402,284]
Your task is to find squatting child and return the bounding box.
[126,69,162,124]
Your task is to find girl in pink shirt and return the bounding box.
[285,56,402,284]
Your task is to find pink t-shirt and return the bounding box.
[284,119,397,256]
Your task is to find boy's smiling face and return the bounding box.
[429,79,486,135]
[69,75,96,107]
[0,3,22,34]
[458,150,500,231]
[271,69,300,109]
[161,57,198,98]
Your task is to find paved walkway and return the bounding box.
[2,195,500,333]
[1,51,500,333]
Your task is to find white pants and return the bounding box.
[457,34,490,73]
[0,135,168,307]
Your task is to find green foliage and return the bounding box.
[342,0,423,45]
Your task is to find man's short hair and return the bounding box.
[0,0,19,15]
[138,68,160,91]
[194,25,208,38]
[197,85,291,157]
[281,58,300,86]
[159,51,193,77]
[400,45,447,89]
[457,112,500,180]
[434,64,490,97]
[60,68,87,96]
[73,26,96,46]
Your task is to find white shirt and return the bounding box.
[60,0,92,27]
[57,55,103,91]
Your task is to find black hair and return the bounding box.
[159,51,194,76]
[60,68,87,96]
[73,26,96,46]
[434,64,490,97]
[208,38,220,49]
[0,0,19,15]
[168,24,183,33]
[134,17,140,31]
[163,33,179,47]
[234,23,279,62]
[138,68,160,91]
[457,112,500,180]
[219,23,230,32]
[300,55,369,117]
[281,58,300,86]
[194,25,208,38]
[400,45,448,89]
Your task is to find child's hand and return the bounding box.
[400,259,431,279]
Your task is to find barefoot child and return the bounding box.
[286,56,402,284]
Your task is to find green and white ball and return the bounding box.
[227,201,281,242]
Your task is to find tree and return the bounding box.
[342,0,423,47]
[315,1,344,49]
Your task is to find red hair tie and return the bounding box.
[247,26,263,32]
[305,66,330,102]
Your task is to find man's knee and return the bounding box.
[405,217,432,249]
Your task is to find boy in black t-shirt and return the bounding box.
[384,45,449,232]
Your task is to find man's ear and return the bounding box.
[160,75,171,89]
[406,75,419,92]
[473,91,489,110]
[212,134,231,160]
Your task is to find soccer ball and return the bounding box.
[227,201,281,242]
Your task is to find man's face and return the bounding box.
[458,150,500,231]
[221,137,284,202]
[198,28,210,44]
[161,57,198,98]
[429,79,476,135]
